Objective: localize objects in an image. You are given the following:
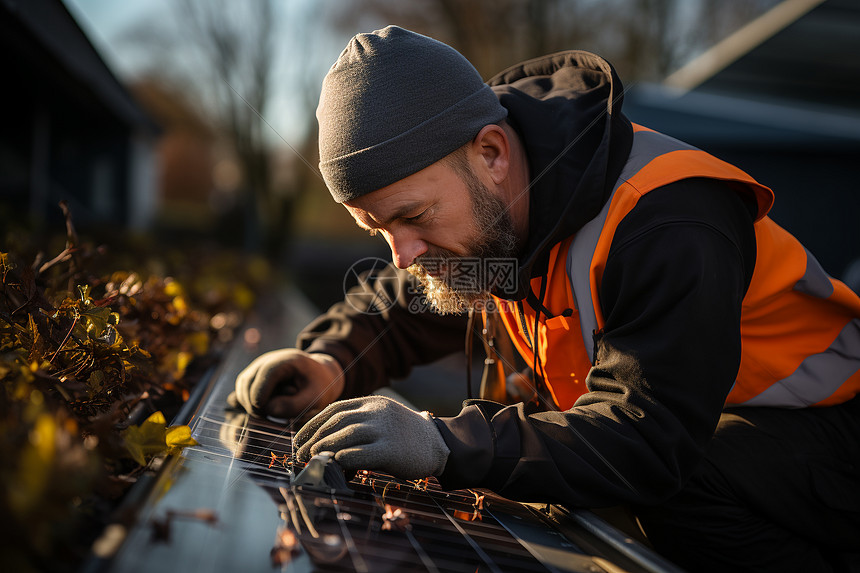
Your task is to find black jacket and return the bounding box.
[298,51,758,507]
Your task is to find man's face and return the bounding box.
[344,156,519,314]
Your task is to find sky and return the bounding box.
[64,0,170,74]
[59,0,785,153]
[63,0,350,147]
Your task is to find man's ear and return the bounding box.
[471,124,510,185]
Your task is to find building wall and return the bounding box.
[0,0,159,234]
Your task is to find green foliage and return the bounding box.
[123,410,199,466]
[0,206,268,571]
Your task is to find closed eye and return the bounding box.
[404,210,427,223]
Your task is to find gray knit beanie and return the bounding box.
[317,26,508,203]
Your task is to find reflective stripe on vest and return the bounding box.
[564,125,860,408]
[499,124,860,410]
[567,127,703,357]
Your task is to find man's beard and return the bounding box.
[407,170,519,315]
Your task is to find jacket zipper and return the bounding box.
[516,301,533,350]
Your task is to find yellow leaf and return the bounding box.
[144,410,167,426]
[31,413,57,463]
[163,280,183,297]
[233,284,255,311]
[87,371,106,398]
[165,425,198,456]
[122,411,168,466]
[81,306,114,338]
[124,437,146,466]
[0,251,15,274]
[172,295,188,315]
[9,413,56,514]
[175,351,193,378]
[77,284,91,302]
[187,331,210,356]
[122,411,197,465]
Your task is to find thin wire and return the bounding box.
[427,495,503,573]
[482,506,567,573]
[223,80,324,183]
[331,494,369,572]
[404,529,441,573]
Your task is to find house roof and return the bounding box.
[625,0,860,145]
[663,0,860,113]
[625,83,860,146]
[1,0,159,133]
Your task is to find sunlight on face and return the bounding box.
[407,164,519,315]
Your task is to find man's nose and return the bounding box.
[386,230,427,269]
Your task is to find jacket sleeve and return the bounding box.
[296,263,469,398]
[435,179,759,507]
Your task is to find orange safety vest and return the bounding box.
[496,124,860,410]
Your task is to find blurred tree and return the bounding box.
[174,0,278,254]
[325,0,781,83]
[114,0,781,260]
[120,0,312,259]
[130,77,215,230]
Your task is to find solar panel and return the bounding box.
[84,300,683,573]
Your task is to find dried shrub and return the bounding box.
[0,203,269,571]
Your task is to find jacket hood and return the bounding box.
[488,51,633,301]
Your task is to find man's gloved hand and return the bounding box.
[294,396,450,479]
[228,349,344,419]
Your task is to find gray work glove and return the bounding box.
[294,396,450,479]
[228,349,344,419]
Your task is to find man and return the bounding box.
[230,26,860,571]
